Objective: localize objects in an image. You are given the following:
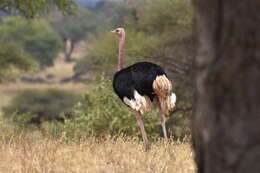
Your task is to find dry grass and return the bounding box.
[0,137,195,173]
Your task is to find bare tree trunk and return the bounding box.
[193,0,260,173]
[64,39,75,62]
[63,38,69,61]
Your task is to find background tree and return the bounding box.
[50,7,98,62]
[0,0,76,82]
[0,0,76,17]
[192,0,260,172]
[0,17,62,68]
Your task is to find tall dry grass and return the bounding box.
[0,137,196,173]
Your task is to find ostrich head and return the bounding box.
[111,27,125,71]
[111,27,125,37]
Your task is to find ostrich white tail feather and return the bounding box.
[171,93,176,105]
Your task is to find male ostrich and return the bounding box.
[111,27,176,150]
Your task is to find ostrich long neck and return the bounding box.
[117,30,125,71]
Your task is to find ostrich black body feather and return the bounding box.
[113,62,166,102]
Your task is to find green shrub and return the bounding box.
[0,41,36,82]
[3,89,80,125]
[55,77,191,141]
[58,77,161,140]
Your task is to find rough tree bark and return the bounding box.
[192,0,260,173]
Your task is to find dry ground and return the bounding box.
[0,137,195,173]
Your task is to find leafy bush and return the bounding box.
[51,77,190,141]
[3,89,80,125]
[58,77,162,140]
[0,41,36,82]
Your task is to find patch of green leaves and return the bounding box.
[59,77,161,140]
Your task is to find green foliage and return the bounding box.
[24,29,62,67]
[77,33,117,74]
[75,30,161,75]
[0,0,77,18]
[3,89,80,125]
[0,41,36,82]
[137,0,193,35]
[75,0,193,76]
[58,77,161,140]
[0,17,62,68]
[95,1,136,29]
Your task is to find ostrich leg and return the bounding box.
[160,112,168,139]
[134,111,150,151]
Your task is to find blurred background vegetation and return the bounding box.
[0,0,193,141]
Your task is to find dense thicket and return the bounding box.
[3,89,80,125]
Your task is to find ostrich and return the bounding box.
[111,27,176,151]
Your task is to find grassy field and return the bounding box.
[0,137,195,173]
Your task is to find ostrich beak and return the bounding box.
[111,30,116,34]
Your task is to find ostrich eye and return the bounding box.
[116,29,119,33]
